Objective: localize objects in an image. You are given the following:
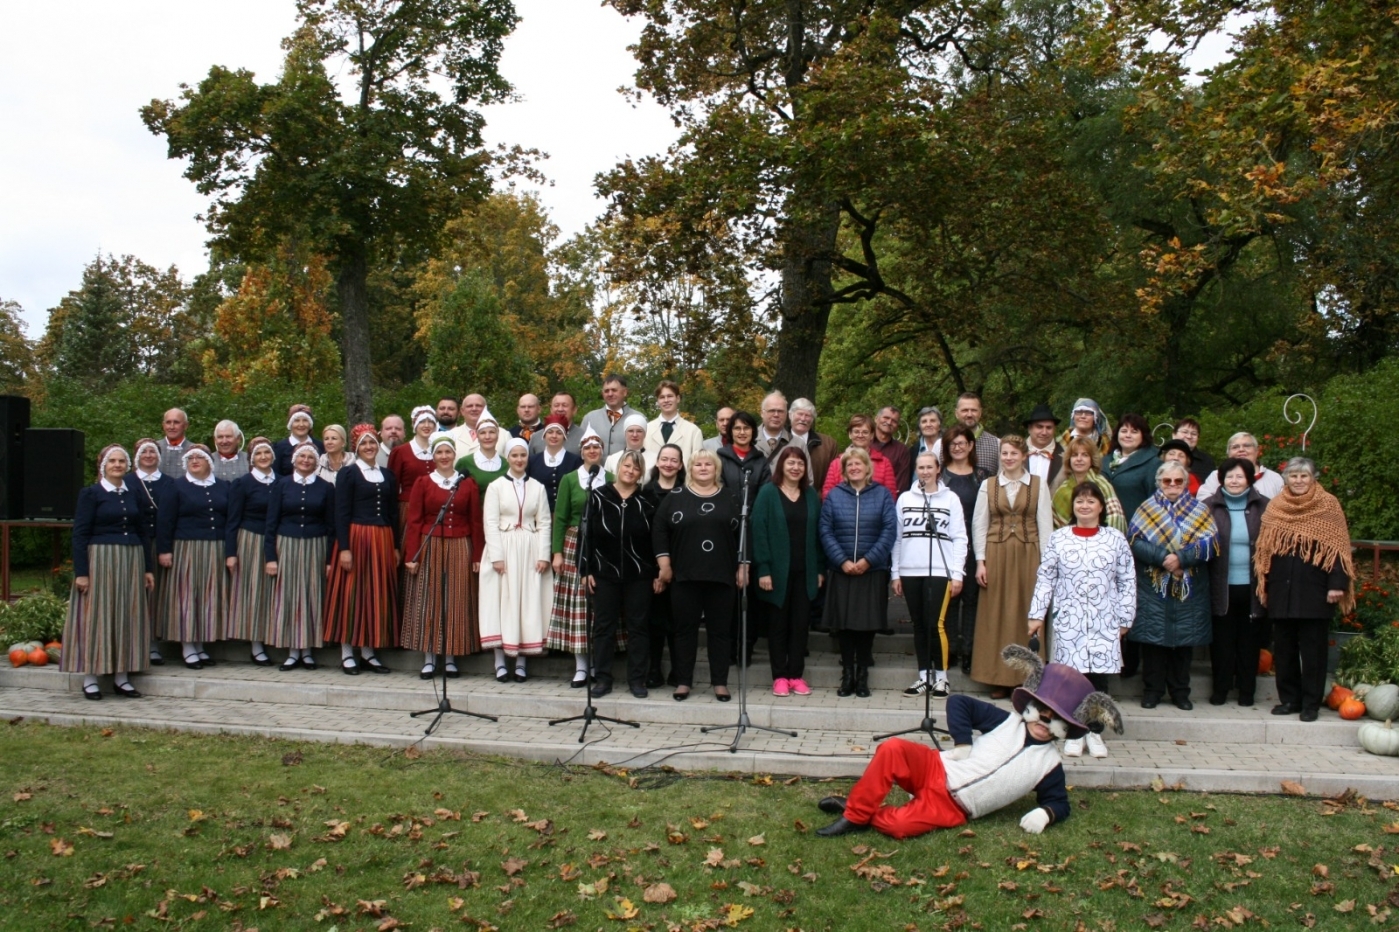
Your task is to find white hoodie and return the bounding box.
[890,483,968,580]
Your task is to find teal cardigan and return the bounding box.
[751,483,822,607]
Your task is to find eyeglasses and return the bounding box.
[1160,478,1185,487]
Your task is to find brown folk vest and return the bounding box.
[985,475,1041,547]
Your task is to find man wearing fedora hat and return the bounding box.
[1023,404,1063,487]
[815,644,1122,839]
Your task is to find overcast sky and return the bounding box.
[0,0,677,335]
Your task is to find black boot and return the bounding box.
[837,665,855,698]
[855,664,871,698]
[816,816,870,837]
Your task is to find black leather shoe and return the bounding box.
[363,657,392,675]
[444,665,459,679]
[836,668,855,698]
[630,685,648,699]
[342,658,361,676]
[855,666,871,699]
[1271,703,1300,715]
[818,796,847,815]
[301,656,317,671]
[1299,708,1319,722]
[113,682,141,699]
[280,657,300,672]
[815,817,870,837]
[1140,698,1159,709]
[149,650,165,667]
[590,681,612,699]
[1209,693,1227,706]
[251,651,272,666]
[1175,698,1193,711]
[571,671,589,689]
[82,684,102,701]
[419,665,436,681]
[198,655,216,667]
[1237,696,1253,707]
[645,673,665,689]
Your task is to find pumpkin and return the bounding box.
[8,648,27,667]
[1326,684,1354,711]
[1353,683,1375,699]
[1364,683,1399,721]
[1358,720,1399,757]
[1258,649,1273,675]
[1339,696,1368,720]
[26,647,48,667]
[45,646,60,663]
[44,641,61,651]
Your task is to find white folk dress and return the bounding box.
[1028,526,1137,674]
[478,473,552,656]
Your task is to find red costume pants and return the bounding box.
[843,737,968,839]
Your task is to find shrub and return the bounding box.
[0,593,68,645]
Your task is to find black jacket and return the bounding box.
[582,484,657,583]
[716,445,771,511]
[1264,553,1349,621]
[1202,488,1267,617]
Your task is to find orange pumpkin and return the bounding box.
[26,647,48,667]
[1326,685,1354,711]
[44,641,61,651]
[1258,649,1273,675]
[8,648,27,667]
[1338,696,1367,720]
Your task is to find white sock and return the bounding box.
[423,652,436,668]
[114,672,131,687]
[494,648,507,670]
[575,654,590,674]
[288,648,302,661]
[251,640,265,657]
[340,643,355,660]
[444,655,457,671]
[934,670,949,684]
[917,669,929,683]
[182,641,198,660]
[197,642,209,657]
[361,647,377,660]
[83,674,99,689]
[514,657,527,675]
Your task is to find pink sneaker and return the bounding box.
[772,677,791,697]
[789,678,811,696]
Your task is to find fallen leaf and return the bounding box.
[705,847,726,867]
[587,829,607,841]
[13,792,31,802]
[75,827,113,839]
[546,909,577,928]
[502,857,528,876]
[643,882,676,904]
[1313,864,1330,878]
[507,809,528,822]
[403,745,421,760]
[1281,780,1307,797]
[747,834,766,847]
[723,903,755,926]
[49,838,73,857]
[268,833,292,851]
[472,811,490,822]
[187,809,206,822]
[1335,899,1356,913]
[604,896,639,920]
[690,817,710,830]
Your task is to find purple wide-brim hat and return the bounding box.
[1012,663,1095,739]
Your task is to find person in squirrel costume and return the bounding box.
[814,644,1123,839]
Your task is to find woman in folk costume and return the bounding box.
[273,404,323,477]
[225,436,279,665]
[971,434,1054,697]
[1126,460,1219,710]
[317,424,350,484]
[1049,437,1127,533]
[132,438,175,666]
[526,416,582,512]
[456,407,509,501]
[480,437,553,683]
[265,443,336,670]
[211,419,249,483]
[546,424,613,687]
[323,424,399,675]
[1058,398,1112,458]
[156,444,230,670]
[1029,481,1137,758]
[402,433,485,680]
[63,445,156,699]
[388,406,438,533]
[604,413,654,476]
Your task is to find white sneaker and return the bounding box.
[1085,732,1108,758]
[1062,737,1085,757]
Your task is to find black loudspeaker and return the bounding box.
[0,395,30,519]
[23,429,85,520]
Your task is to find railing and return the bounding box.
[1352,540,1399,582]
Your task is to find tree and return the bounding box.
[142,0,519,423]
[420,271,535,401]
[0,300,35,394]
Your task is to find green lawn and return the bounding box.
[0,722,1396,930]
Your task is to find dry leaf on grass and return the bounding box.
[643,882,676,904]
[1281,780,1307,797]
[267,833,292,851]
[502,857,528,876]
[588,829,607,841]
[748,834,765,846]
[49,838,73,857]
[605,897,639,920]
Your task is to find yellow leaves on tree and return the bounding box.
[206,245,339,393]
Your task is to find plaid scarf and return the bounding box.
[1128,490,1219,601]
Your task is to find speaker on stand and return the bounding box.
[23,429,85,520]
[0,395,30,520]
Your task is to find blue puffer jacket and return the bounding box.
[1127,535,1213,647]
[819,481,898,572]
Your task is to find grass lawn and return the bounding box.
[1,723,1396,930]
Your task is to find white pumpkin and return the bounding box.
[1358,720,1399,757]
[1364,684,1399,721]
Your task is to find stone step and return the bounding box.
[0,681,1390,798]
[0,661,1348,747]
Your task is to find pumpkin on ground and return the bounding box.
[8,647,27,667]
[1339,696,1368,720]
[1258,649,1273,675]
[1358,720,1399,756]
[26,647,48,666]
[1326,684,1354,711]
[1364,683,1399,721]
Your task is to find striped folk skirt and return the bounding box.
[401,535,479,655]
[225,528,276,643]
[323,524,399,648]
[160,539,228,643]
[544,526,627,654]
[61,544,150,675]
[267,535,328,650]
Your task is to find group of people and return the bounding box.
[61,386,1354,738]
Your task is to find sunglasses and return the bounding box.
[1160,478,1186,487]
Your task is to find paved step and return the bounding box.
[0,679,1391,798]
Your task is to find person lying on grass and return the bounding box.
[815,644,1123,838]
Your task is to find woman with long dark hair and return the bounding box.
[641,442,686,687]
[753,445,822,697]
[940,424,987,675]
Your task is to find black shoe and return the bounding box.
[1300,708,1319,722]
[673,687,690,701]
[1237,696,1253,707]
[495,666,510,683]
[1141,698,1159,709]
[301,656,317,671]
[571,671,589,689]
[198,654,216,667]
[182,654,203,670]
[837,667,855,698]
[251,651,272,666]
[113,682,141,699]
[1175,698,1193,711]
[280,657,300,672]
[630,685,648,699]
[590,681,612,699]
[714,688,731,702]
[514,669,528,683]
[342,658,360,676]
[815,817,870,837]
[855,666,871,699]
[645,672,664,689]
[818,796,847,815]
[960,654,972,676]
[149,650,165,667]
[444,665,459,679]
[1209,693,1227,706]
[82,684,102,701]
[1271,703,1300,715]
[420,665,436,681]
[363,657,392,675]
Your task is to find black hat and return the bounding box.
[1022,403,1060,427]
[1158,438,1194,464]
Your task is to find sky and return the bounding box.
[0,0,678,335]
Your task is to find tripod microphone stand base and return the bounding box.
[412,696,498,738]
[549,704,641,743]
[702,712,798,753]
[874,716,950,744]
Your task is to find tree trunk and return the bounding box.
[337,247,375,426]
[773,207,840,404]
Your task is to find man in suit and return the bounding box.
[530,392,585,456]
[702,406,736,453]
[644,379,704,465]
[1023,404,1064,487]
[757,391,792,461]
[158,408,192,478]
[580,374,641,460]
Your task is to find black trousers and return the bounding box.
[648,589,675,682]
[839,630,877,670]
[1086,672,1110,692]
[767,574,811,680]
[1140,643,1193,702]
[671,580,735,687]
[903,576,954,672]
[1211,585,1265,701]
[947,563,979,662]
[1273,617,1329,712]
[592,578,653,689]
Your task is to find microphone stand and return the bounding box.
[876,481,952,744]
[703,466,797,751]
[411,476,498,735]
[550,465,640,741]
